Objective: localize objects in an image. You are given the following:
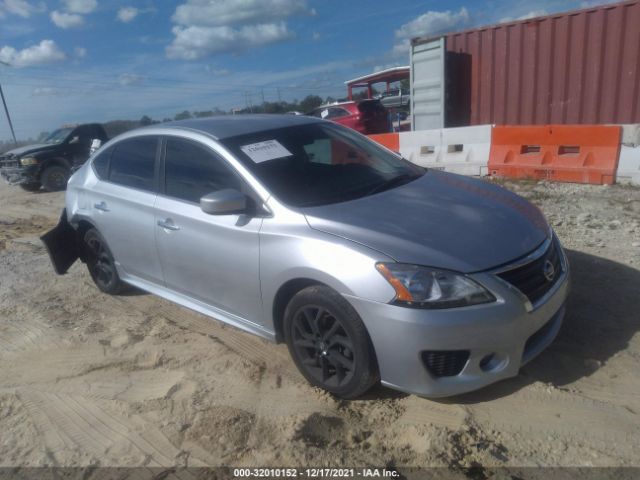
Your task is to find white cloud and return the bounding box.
[119,73,145,86]
[393,8,469,55]
[0,40,66,67]
[117,6,138,23]
[167,22,293,60]
[32,86,62,96]
[373,62,403,73]
[167,0,306,60]
[312,31,320,41]
[50,10,84,28]
[204,65,231,76]
[499,9,548,23]
[172,0,308,27]
[580,0,619,7]
[61,0,96,14]
[74,46,86,58]
[0,0,45,18]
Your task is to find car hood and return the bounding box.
[302,170,549,273]
[2,143,56,157]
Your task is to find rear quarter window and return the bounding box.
[91,146,113,179]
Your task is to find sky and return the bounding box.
[0,0,618,141]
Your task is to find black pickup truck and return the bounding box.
[0,123,108,192]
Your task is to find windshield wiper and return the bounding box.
[365,173,422,196]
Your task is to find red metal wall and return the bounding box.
[442,0,640,126]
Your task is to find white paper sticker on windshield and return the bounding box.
[240,139,293,163]
[320,109,329,119]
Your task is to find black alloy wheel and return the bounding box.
[83,228,125,294]
[284,285,379,398]
[291,305,356,388]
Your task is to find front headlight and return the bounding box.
[20,156,38,166]
[376,263,495,309]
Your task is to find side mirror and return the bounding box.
[69,135,80,145]
[89,139,102,155]
[200,189,247,215]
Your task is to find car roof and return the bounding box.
[147,114,322,140]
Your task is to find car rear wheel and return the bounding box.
[19,182,41,192]
[41,165,69,192]
[83,228,125,295]
[284,285,379,398]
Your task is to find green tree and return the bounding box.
[174,110,192,121]
[139,115,153,126]
[299,95,323,113]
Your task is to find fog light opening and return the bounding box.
[479,353,505,372]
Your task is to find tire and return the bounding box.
[83,228,126,295]
[41,165,69,192]
[19,182,41,192]
[284,285,379,399]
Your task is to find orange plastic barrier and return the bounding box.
[368,133,399,152]
[488,125,621,185]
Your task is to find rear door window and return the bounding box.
[163,137,242,204]
[109,136,159,191]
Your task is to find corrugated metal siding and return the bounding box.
[440,0,640,126]
[410,37,446,130]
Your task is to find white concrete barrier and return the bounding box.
[620,124,640,147]
[617,145,640,185]
[440,125,492,176]
[399,125,492,176]
[399,129,441,167]
[396,123,637,185]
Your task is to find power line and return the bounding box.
[0,60,17,145]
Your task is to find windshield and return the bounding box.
[221,122,424,207]
[43,127,74,145]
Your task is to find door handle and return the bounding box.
[94,202,109,212]
[157,219,180,231]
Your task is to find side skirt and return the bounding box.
[119,271,277,342]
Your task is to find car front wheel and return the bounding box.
[41,165,69,192]
[284,285,379,398]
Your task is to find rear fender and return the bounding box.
[40,209,80,275]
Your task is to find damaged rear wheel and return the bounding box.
[84,228,126,295]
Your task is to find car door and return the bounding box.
[154,135,264,326]
[87,135,163,283]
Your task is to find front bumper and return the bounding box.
[344,248,570,397]
[0,165,37,185]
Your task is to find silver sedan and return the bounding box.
[43,115,569,398]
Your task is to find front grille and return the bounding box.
[421,350,470,377]
[0,155,19,168]
[497,239,562,305]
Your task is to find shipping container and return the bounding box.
[410,0,640,129]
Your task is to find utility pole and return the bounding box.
[0,60,17,146]
[277,87,281,102]
[261,87,265,104]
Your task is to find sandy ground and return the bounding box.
[0,178,639,472]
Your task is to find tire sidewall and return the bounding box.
[83,228,122,294]
[283,285,379,398]
[41,165,69,192]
